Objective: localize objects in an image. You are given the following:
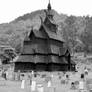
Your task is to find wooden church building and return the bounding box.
[14,2,75,72]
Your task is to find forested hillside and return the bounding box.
[0,9,92,54]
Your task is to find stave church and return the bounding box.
[14,2,75,72]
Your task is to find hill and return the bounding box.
[0,9,92,54]
[0,9,67,51]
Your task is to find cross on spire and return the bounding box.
[48,0,51,10]
[49,0,50,4]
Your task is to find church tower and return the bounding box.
[46,0,53,20]
[43,0,57,33]
[48,0,51,11]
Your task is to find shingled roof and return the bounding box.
[16,54,68,64]
[24,10,64,42]
[39,16,65,42]
[16,55,49,63]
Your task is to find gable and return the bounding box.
[39,25,49,38]
[44,16,57,33]
[29,30,35,40]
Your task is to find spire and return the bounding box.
[46,0,53,19]
[47,0,51,11]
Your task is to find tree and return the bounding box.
[62,15,77,55]
[81,16,92,56]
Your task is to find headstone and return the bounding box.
[61,76,66,84]
[6,71,8,79]
[84,69,88,75]
[66,74,69,84]
[3,72,7,80]
[32,71,34,75]
[30,77,32,85]
[17,70,20,80]
[37,84,44,92]
[86,78,92,90]
[31,80,36,91]
[61,80,66,84]
[47,80,51,87]
[81,74,85,80]
[51,74,53,78]
[21,79,25,89]
[79,81,84,90]
[71,82,76,90]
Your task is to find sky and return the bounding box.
[0,0,92,24]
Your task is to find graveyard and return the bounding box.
[0,58,92,92]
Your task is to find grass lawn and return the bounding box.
[0,79,78,92]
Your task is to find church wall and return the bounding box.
[14,62,35,72]
[48,39,64,55]
[23,36,64,56]
[23,38,49,54]
[23,40,64,55]
[47,63,69,71]
[23,42,37,54]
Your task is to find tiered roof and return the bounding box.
[16,2,71,65]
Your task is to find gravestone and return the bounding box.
[21,79,25,89]
[86,78,92,91]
